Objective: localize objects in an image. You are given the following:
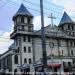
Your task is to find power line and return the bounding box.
[23,0,40,7]
[0,0,12,32]
[0,27,11,31]
[23,0,62,19]
[0,0,75,39]
[44,1,64,9]
[0,0,75,19]
[23,0,75,14]
[23,0,62,15]
[7,0,40,13]
[22,0,75,19]
[0,0,60,34]
[7,0,61,20]
[44,0,75,13]
[0,0,9,9]
[0,0,68,20]
[23,0,62,16]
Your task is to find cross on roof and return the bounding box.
[48,13,56,27]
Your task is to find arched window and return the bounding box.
[14,55,18,64]
[29,58,32,64]
[28,18,31,24]
[23,36,26,42]
[21,16,24,23]
[71,50,73,55]
[62,50,63,54]
[24,58,27,63]
[28,36,31,42]
[68,25,70,30]
[72,25,74,30]
[24,47,26,53]
[17,17,21,23]
[70,41,73,46]
[28,47,31,53]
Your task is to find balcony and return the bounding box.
[48,55,75,58]
[10,29,33,39]
[45,30,69,39]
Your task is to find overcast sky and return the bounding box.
[0,0,75,54]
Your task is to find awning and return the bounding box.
[33,63,61,68]
[48,64,61,68]
[33,63,43,67]
[18,64,30,69]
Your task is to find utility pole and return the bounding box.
[40,0,47,72]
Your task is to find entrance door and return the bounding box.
[23,68,30,75]
[54,67,57,72]
[54,68,57,75]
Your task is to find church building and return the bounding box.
[0,4,75,75]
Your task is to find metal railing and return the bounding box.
[10,29,33,36]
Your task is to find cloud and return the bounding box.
[52,0,75,9]
[0,31,13,54]
[51,0,75,23]
[0,15,50,54]
[52,0,75,16]
[33,16,50,30]
[3,32,11,37]
[0,16,50,54]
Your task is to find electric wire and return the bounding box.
[44,0,75,13]
[0,0,75,42]
[6,0,62,19]
[23,0,75,19]
[0,0,9,9]
[0,0,75,19]
[23,0,62,15]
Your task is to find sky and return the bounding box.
[0,0,75,54]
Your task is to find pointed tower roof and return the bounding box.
[13,4,33,20]
[59,11,73,25]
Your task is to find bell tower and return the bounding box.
[10,4,34,65]
[10,3,33,39]
[58,11,75,37]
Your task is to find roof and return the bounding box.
[34,25,75,39]
[13,3,33,19]
[59,11,73,25]
[0,43,15,58]
[9,43,15,49]
[34,25,68,38]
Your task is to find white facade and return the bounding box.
[0,4,75,75]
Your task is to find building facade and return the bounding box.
[0,4,75,75]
